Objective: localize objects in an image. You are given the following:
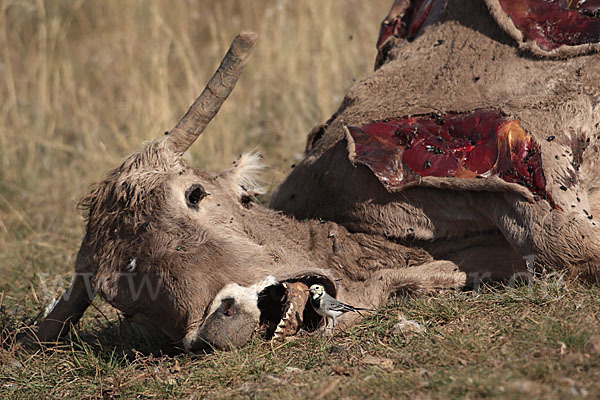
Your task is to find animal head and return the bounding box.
[33,31,278,347]
[307,284,325,300]
[183,276,277,352]
[83,34,271,342]
[83,146,268,340]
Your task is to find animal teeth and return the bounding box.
[273,320,286,339]
[271,281,309,341]
[273,306,292,340]
[276,316,289,330]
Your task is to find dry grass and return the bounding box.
[0,0,386,300]
[2,279,600,399]
[2,1,600,399]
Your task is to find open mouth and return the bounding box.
[189,273,338,352]
[257,275,336,340]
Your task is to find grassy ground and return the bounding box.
[2,278,600,399]
[1,0,600,399]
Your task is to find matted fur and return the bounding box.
[34,129,465,348]
[271,0,600,282]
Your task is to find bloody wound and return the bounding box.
[498,0,600,51]
[348,110,554,206]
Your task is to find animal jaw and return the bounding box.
[185,244,468,352]
[271,281,311,340]
[184,275,333,352]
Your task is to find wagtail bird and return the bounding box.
[307,284,374,333]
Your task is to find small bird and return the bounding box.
[307,284,374,333]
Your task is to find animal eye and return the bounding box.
[185,184,209,208]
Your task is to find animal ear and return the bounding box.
[305,123,328,153]
[222,152,266,201]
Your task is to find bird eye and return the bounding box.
[185,184,209,209]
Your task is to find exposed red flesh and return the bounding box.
[376,0,409,49]
[348,111,554,206]
[498,0,600,51]
[376,0,446,49]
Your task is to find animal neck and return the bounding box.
[236,203,432,282]
[238,203,346,264]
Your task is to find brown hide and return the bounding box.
[270,0,600,282]
[28,59,464,352]
[31,130,463,349]
[59,143,464,346]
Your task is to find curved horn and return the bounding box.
[166,30,258,154]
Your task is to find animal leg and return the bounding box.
[333,260,465,329]
[21,240,96,345]
[320,316,330,336]
[331,317,337,334]
[376,260,467,295]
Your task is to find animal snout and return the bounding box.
[184,333,212,354]
[184,297,259,353]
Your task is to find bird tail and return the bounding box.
[354,307,375,318]
[356,307,375,312]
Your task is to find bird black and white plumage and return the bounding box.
[307,284,374,332]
